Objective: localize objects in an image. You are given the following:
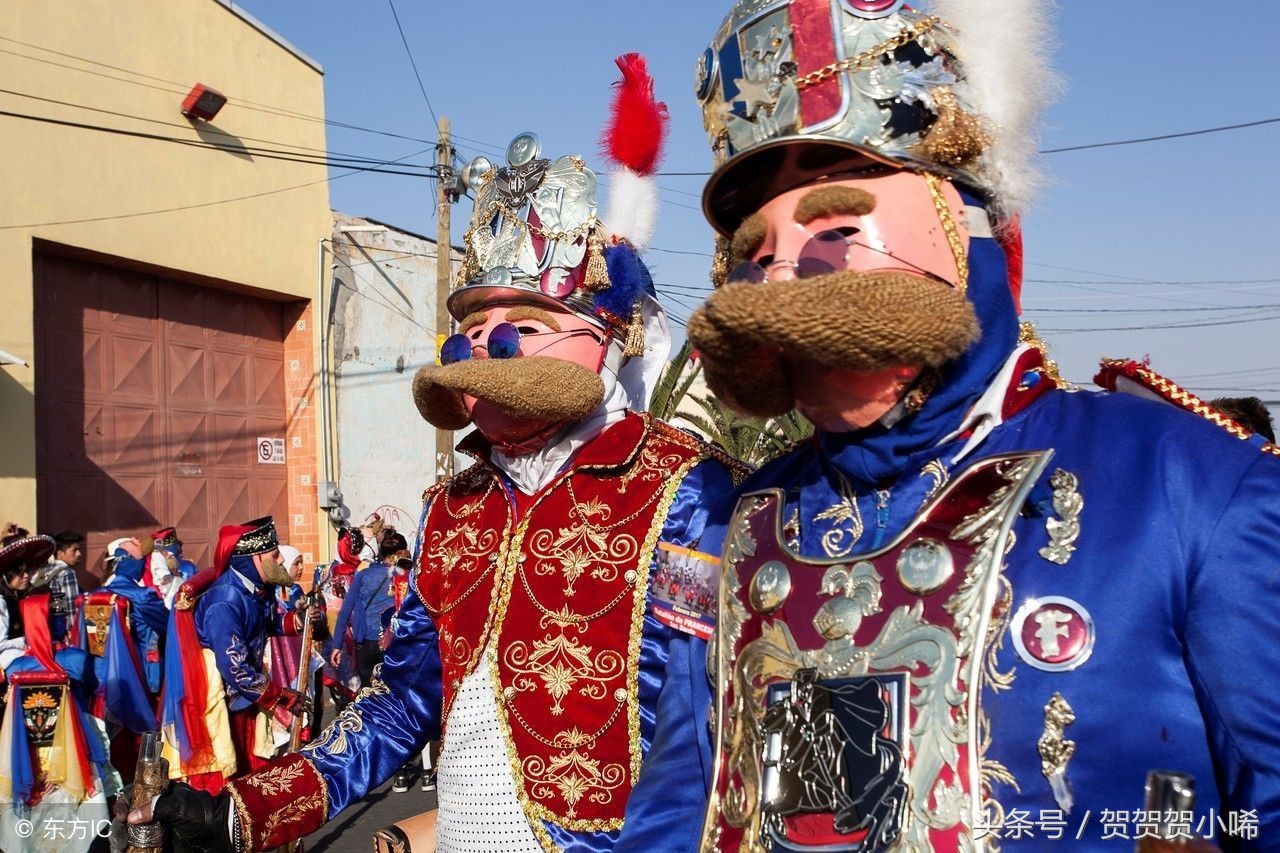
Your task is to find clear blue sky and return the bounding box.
[236,0,1280,405]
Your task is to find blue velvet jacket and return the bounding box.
[297,417,739,851]
[618,383,1280,851]
[94,575,169,693]
[618,196,1280,850]
[195,562,286,712]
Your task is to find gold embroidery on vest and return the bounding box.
[484,430,708,834]
[528,496,642,598]
[522,749,627,820]
[504,633,626,716]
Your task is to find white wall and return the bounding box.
[330,212,460,536]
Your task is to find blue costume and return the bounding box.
[617,0,1280,847]
[85,550,169,694]
[203,105,754,852]
[624,207,1280,851]
[195,556,289,713]
[216,415,740,851]
[302,424,736,847]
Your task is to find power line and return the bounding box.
[0,86,417,165]
[0,108,436,176]
[0,145,435,230]
[649,118,1280,177]
[385,0,438,127]
[1041,311,1280,334]
[1028,276,1280,287]
[649,246,714,259]
[1027,302,1280,315]
[0,39,446,149]
[1040,117,1280,154]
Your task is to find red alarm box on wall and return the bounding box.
[181,83,227,121]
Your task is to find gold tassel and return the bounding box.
[583,223,611,291]
[912,86,991,167]
[455,226,480,287]
[623,301,645,357]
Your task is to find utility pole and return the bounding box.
[434,116,454,481]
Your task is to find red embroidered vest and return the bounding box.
[416,413,716,830]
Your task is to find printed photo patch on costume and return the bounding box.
[651,542,718,639]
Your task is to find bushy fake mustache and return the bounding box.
[411,356,606,429]
[688,270,979,417]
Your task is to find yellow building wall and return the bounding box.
[0,0,331,541]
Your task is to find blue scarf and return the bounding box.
[817,190,1019,488]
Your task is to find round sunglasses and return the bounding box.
[439,322,603,366]
[730,227,949,286]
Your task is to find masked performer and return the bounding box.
[77,537,167,781]
[0,592,109,853]
[615,3,1280,851]
[129,57,742,853]
[161,517,313,791]
[148,527,201,608]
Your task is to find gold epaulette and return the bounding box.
[1097,358,1280,457]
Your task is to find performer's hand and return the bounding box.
[279,687,314,716]
[329,648,342,667]
[120,781,235,853]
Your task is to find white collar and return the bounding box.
[230,568,259,592]
[940,343,1035,464]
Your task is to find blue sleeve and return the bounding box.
[1186,455,1280,844]
[200,599,269,703]
[615,458,734,851]
[332,570,361,645]
[301,581,443,816]
[131,588,170,637]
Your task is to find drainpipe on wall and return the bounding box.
[316,238,341,528]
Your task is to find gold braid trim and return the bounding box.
[1100,358,1280,457]
[1020,322,1073,389]
[648,418,752,484]
[226,784,254,853]
[311,754,330,820]
[626,459,702,782]
[924,173,968,295]
[484,422,712,837]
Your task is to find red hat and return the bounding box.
[152,527,179,548]
[0,534,55,575]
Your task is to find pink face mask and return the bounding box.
[742,172,971,432]
[448,304,609,451]
[738,171,970,286]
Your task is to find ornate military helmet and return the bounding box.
[696,0,1055,232]
[451,56,670,356]
[451,134,654,355]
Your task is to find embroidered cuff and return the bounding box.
[255,680,283,711]
[225,753,328,851]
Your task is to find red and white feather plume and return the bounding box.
[602,53,668,251]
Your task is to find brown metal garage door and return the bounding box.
[33,251,291,586]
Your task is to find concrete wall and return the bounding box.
[0,0,330,556]
[329,213,461,536]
